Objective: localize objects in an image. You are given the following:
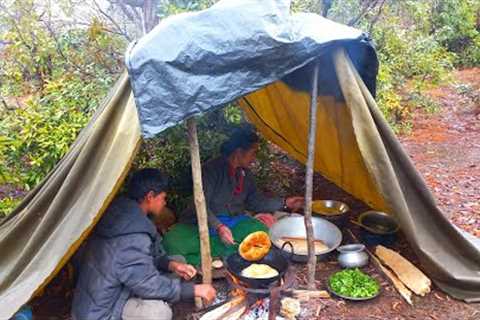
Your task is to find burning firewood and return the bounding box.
[199,295,246,320]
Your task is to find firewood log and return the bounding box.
[199,296,246,320]
[375,245,431,296]
[377,261,413,305]
[289,289,330,299]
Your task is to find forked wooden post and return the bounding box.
[304,62,320,289]
[187,118,213,309]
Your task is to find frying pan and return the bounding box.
[224,242,293,288]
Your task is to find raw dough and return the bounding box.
[276,237,329,255]
[241,263,279,279]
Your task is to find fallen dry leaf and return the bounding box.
[392,301,402,312]
[434,292,445,301]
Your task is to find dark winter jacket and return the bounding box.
[180,156,284,228]
[72,197,194,320]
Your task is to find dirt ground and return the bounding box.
[25,68,480,319]
[398,68,480,238]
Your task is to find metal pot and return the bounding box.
[269,216,343,263]
[337,244,369,268]
[224,243,293,288]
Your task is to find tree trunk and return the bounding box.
[321,0,333,17]
[142,0,159,33]
[304,62,320,290]
[187,118,213,309]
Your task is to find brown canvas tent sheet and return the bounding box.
[0,74,141,319]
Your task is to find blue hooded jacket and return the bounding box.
[72,197,194,320]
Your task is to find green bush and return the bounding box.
[0,196,21,217]
[132,104,247,211]
[2,0,479,215]
[372,12,453,128]
[431,0,480,67]
[329,1,456,129]
[0,2,125,210]
[0,74,113,188]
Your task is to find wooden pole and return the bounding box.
[187,118,213,309]
[304,62,320,289]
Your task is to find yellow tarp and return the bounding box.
[240,81,387,212]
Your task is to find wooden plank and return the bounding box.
[375,245,431,296]
[187,118,213,309]
[304,62,320,289]
[289,289,331,299]
[378,262,413,305]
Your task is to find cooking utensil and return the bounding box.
[270,216,343,262]
[224,242,293,288]
[312,200,350,216]
[356,211,399,235]
[337,244,369,268]
[311,200,350,228]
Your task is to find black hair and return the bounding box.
[126,168,169,202]
[220,127,260,157]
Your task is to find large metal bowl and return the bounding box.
[269,216,343,263]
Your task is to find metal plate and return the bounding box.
[312,200,350,216]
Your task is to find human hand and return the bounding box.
[254,213,277,228]
[194,284,217,304]
[286,196,305,211]
[169,261,197,280]
[217,224,235,245]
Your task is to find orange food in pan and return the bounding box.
[239,231,271,261]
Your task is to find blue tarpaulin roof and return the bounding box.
[125,0,377,137]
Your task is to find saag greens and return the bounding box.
[329,268,380,298]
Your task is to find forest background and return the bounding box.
[1,0,479,215]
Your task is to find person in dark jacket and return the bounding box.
[178,128,304,244]
[72,169,216,320]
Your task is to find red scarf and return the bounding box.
[228,165,245,196]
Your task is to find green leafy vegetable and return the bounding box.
[329,268,380,299]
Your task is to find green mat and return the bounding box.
[162,217,268,266]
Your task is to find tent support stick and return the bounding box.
[304,62,320,289]
[187,118,212,309]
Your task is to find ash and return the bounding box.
[242,298,269,320]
